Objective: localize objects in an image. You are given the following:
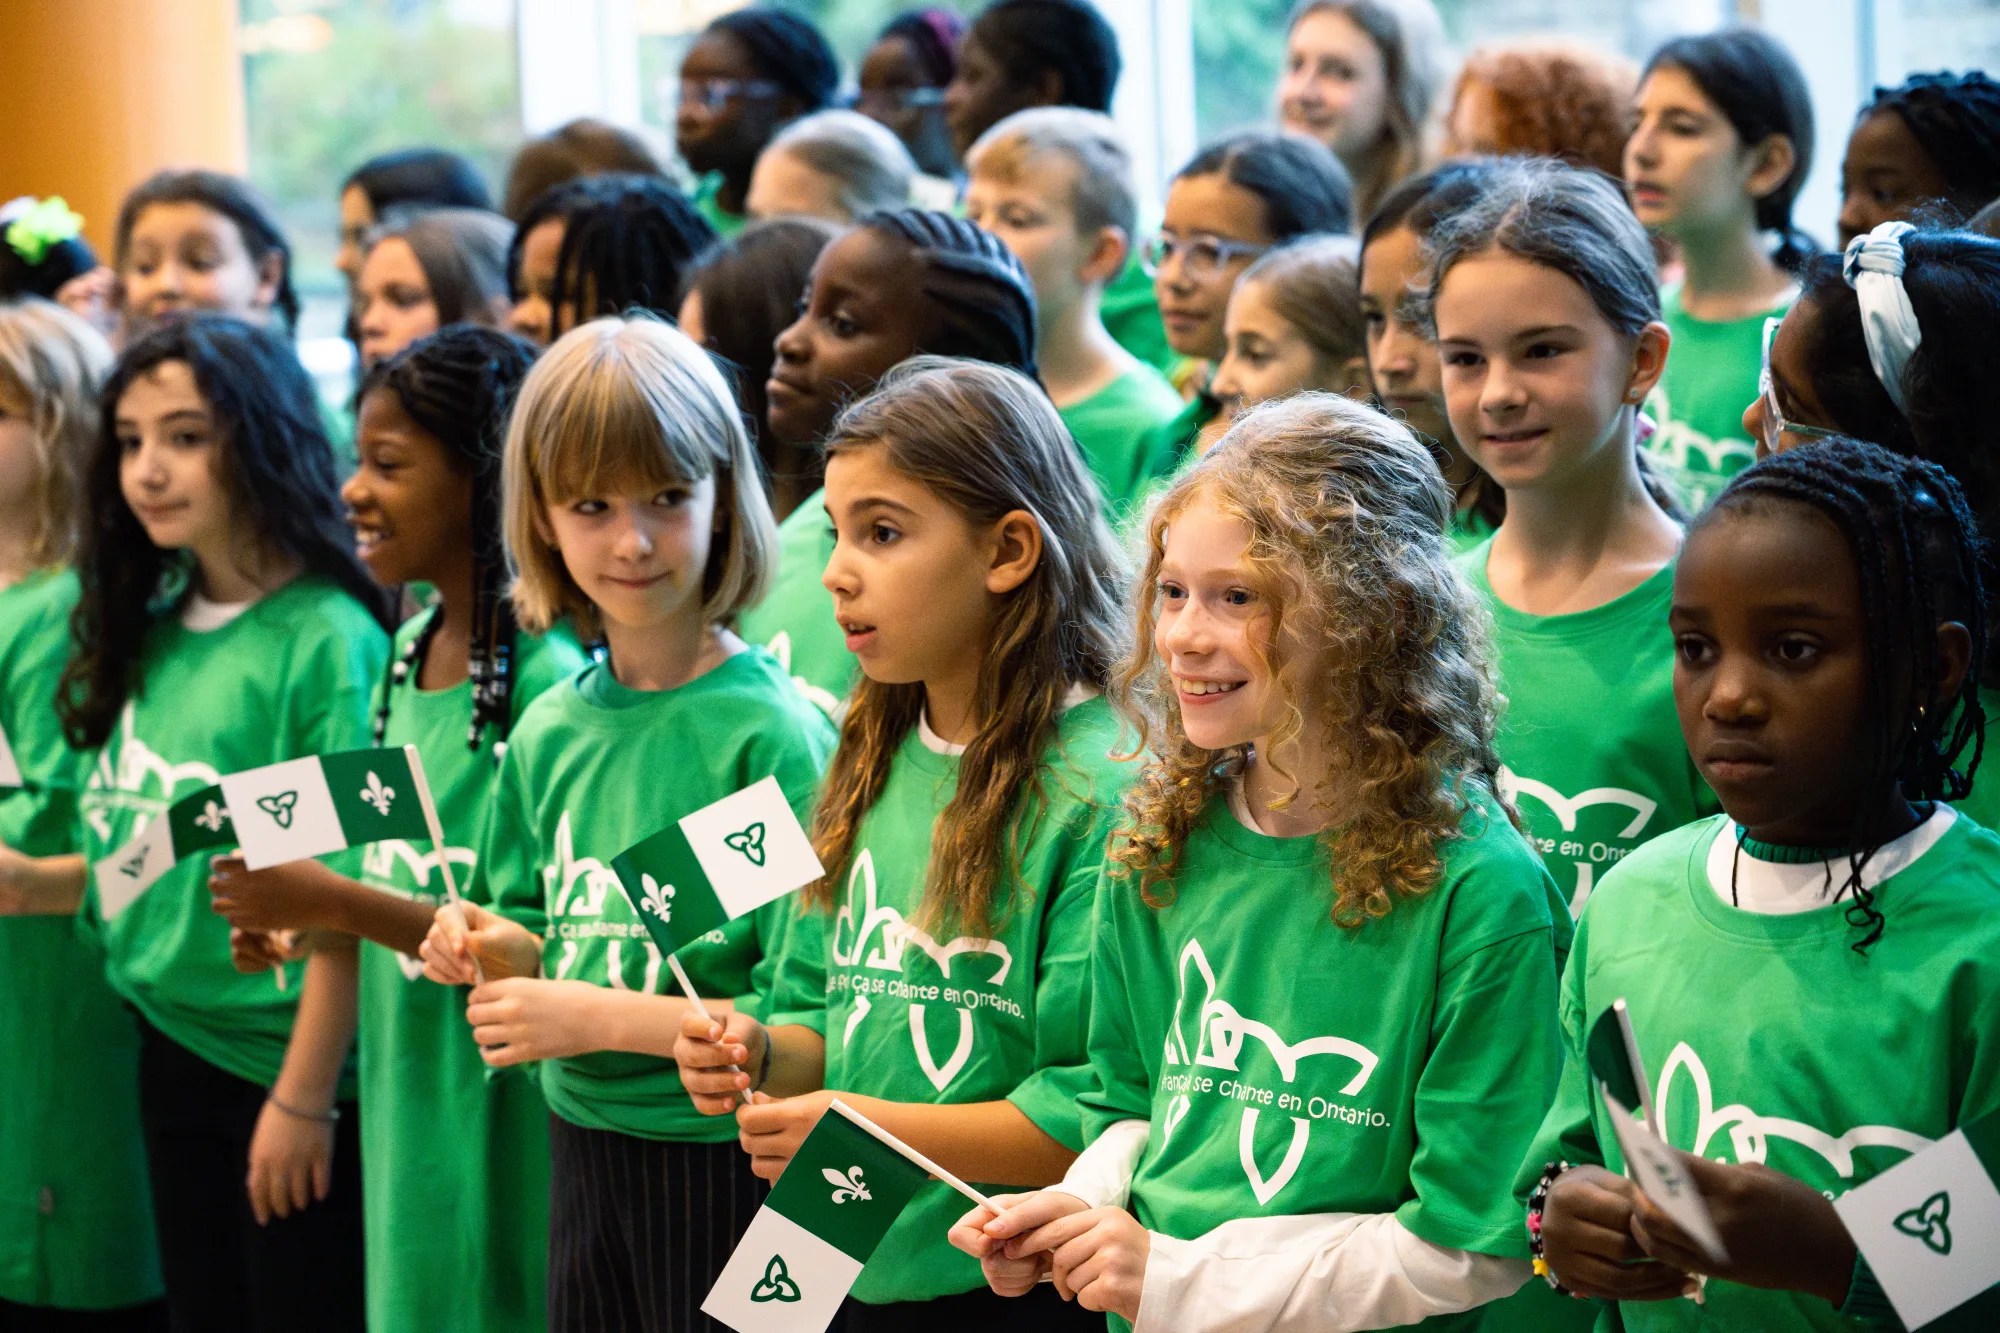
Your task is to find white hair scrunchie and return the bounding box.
[1842,220,1923,416]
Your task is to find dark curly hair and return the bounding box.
[59,315,390,749]
[1866,72,2000,224]
[859,209,1039,379]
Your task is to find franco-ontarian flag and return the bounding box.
[702,1100,930,1333]
[219,747,431,871]
[94,784,236,919]
[611,775,824,955]
[1835,1110,2000,1329]
[1587,1000,1728,1265]
[0,719,21,789]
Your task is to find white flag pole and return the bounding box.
[829,1097,997,1211]
[666,951,753,1107]
[403,744,482,985]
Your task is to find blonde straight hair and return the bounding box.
[503,314,776,635]
[0,298,113,570]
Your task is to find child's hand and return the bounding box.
[1541,1165,1697,1301]
[674,1010,767,1113]
[230,925,308,974]
[1629,1151,1856,1306]
[463,977,604,1066]
[1009,1203,1150,1320]
[209,855,329,933]
[734,1089,837,1181]
[419,901,538,984]
[246,1097,334,1226]
[948,1190,1085,1294]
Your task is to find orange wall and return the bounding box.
[0,0,246,258]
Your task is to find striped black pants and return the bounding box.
[547,1116,765,1333]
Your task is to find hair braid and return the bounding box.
[858,209,1040,380]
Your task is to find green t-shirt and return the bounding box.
[1447,505,1496,555]
[356,609,586,1333]
[0,570,162,1310]
[79,577,389,1088]
[767,696,1136,1303]
[474,648,836,1140]
[1081,790,1570,1326]
[1520,812,2000,1332]
[1136,392,1218,487]
[1460,540,1719,916]
[1642,284,1793,512]
[737,490,849,718]
[691,172,746,241]
[1101,259,1175,374]
[1059,365,1187,518]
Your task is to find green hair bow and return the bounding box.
[6,197,85,266]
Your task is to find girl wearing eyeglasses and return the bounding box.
[1625,29,1816,511]
[1139,131,1353,469]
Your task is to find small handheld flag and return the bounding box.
[94,785,236,919]
[219,747,432,870]
[700,1100,939,1333]
[0,719,21,790]
[1835,1110,2000,1329]
[1587,1000,1728,1266]
[610,775,824,956]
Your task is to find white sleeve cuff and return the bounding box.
[1056,1118,1150,1210]
[1132,1213,1529,1333]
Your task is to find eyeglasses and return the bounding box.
[848,86,946,115]
[1757,316,1842,454]
[678,78,786,113]
[1142,233,1271,280]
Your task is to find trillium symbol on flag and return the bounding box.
[725,822,767,866]
[1894,1191,1953,1255]
[257,791,300,829]
[219,748,430,869]
[750,1256,801,1304]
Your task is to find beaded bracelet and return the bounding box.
[1527,1159,1574,1294]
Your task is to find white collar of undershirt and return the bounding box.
[181,590,256,632]
[1704,805,1956,914]
[916,681,1099,756]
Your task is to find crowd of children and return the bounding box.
[6,3,2000,1332]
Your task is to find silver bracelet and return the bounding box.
[266,1093,340,1124]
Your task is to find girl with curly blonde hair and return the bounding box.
[950,392,1578,1331]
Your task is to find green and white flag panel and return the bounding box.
[611,774,824,955]
[219,746,431,870]
[1835,1110,2000,1329]
[94,784,236,919]
[702,1101,931,1333]
[0,719,19,789]
[1586,1001,1728,1265]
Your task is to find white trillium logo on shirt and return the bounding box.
[358,770,396,816]
[823,1166,871,1203]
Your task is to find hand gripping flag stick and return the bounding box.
[399,744,482,985]
[666,951,752,1108]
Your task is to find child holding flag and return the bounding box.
[951,396,1574,1330]
[674,357,1136,1330]
[0,298,167,1325]
[3,314,391,1329]
[417,315,836,1331]
[205,326,585,1333]
[1525,442,2000,1329]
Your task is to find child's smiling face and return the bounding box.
[342,387,473,589]
[1153,493,1285,753]
[1671,500,1968,844]
[541,472,720,635]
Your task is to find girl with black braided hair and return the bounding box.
[740,208,1043,715]
[506,174,716,348]
[1839,70,2000,245]
[207,325,586,1333]
[1526,438,2000,1331]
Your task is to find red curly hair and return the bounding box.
[1442,40,1638,178]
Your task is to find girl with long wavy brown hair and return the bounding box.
[948,393,1580,1332]
[674,356,1134,1328]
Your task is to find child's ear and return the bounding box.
[1079,226,1130,286]
[254,250,286,315]
[1936,620,1975,708]
[1746,133,1799,205]
[532,507,558,554]
[1626,321,1672,406]
[984,509,1043,596]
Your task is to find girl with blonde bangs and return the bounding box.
[951,392,1579,1332]
[421,315,835,1331]
[0,298,166,1322]
[674,358,1137,1328]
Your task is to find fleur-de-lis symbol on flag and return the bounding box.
[360,771,395,817]
[823,1164,871,1204]
[1894,1190,1953,1255]
[639,873,675,921]
[257,791,299,829]
[195,800,228,832]
[750,1254,801,1303]
[724,821,767,867]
